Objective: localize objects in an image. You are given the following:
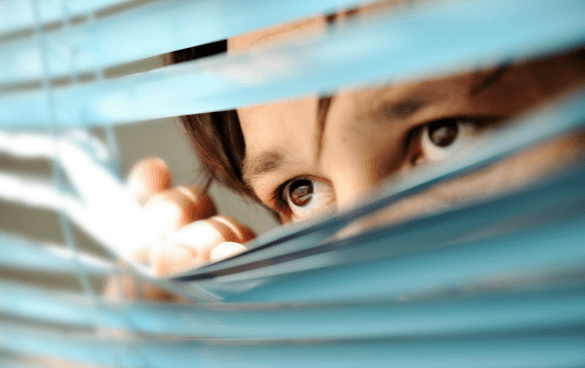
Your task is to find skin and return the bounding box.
[116,6,585,280]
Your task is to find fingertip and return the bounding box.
[150,242,200,277]
[127,242,153,266]
[142,186,217,240]
[209,242,247,262]
[176,185,217,220]
[127,157,172,205]
[208,215,256,243]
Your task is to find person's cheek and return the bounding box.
[339,132,585,238]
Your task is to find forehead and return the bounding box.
[228,16,328,53]
[228,1,402,52]
[229,15,332,186]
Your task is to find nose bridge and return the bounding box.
[328,159,379,209]
[319,91,406,210]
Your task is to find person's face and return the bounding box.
[229,8,585,224]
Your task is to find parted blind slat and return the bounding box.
[186,175,585,294]
[193,217,585,303]
[0,0,584,366]
[1,0,584,127]
[0,0,377,86]
[0,0,134,36]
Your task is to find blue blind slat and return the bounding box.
[1,321,584,368]
[0,0,377,86]
[196,216,585,303]
[187,171,585,292]
[1,0,584,127]
[2,278,584,340]
[0,0,134,36]
[0,281,97,326]
[0,233,113,275]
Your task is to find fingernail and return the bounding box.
[209,242,246,262]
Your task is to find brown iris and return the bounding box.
[428,119,459,147]
[288,180,314,206]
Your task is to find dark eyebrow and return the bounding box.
[242,150,286,185]
[470,64,511,96]
[316,96,333,159]
[243,95,334,184]
[382,98,427,120]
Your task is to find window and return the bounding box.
[0,0,584,366]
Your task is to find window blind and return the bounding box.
[0,0,584,367]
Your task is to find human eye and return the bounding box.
[406,117,502,166]
[273,177,336,222]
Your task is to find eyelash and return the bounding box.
[403,115,502,155]
[271,175,312,217]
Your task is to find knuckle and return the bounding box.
[208,215,256,243]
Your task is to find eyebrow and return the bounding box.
[382,98,427,120]
[243,96,334,185]
[243,67,503,186]
[357,88,433,123]
[470,64,511,95]
[243,150,286,185]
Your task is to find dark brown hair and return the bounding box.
[163,41,256,199]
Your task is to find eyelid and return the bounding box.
[404,115,504,148]
[271,175,333,219]
[404,115,506,161]
[270,175,309,216]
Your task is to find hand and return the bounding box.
[126,157,256,276]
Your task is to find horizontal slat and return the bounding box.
[182,167,585,286]
[0,130,110,160]
[0,358,56,368]
[1,279,584,340]
[0,233,114,274]
[1,0,584,127]
[0,0,379,85]
[0,0,136,36]
[1,322,584,368]
[0,171,65,210]
[0,170,141,265]
[0,281,95,325]
[194,215,585,302]
[0,324,118,368]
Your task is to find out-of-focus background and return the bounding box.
[0,0,278,294]
[0,68,278,293]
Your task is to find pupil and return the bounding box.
[289,180,313,207]
[428,120,459,147]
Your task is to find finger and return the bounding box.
[151,216,255,276]
[133,186,216,266]
[209,242,247,262]
[126,157,172,205]
[208,215,256,244]
[103,273,190,303]
[143,185,217,239]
